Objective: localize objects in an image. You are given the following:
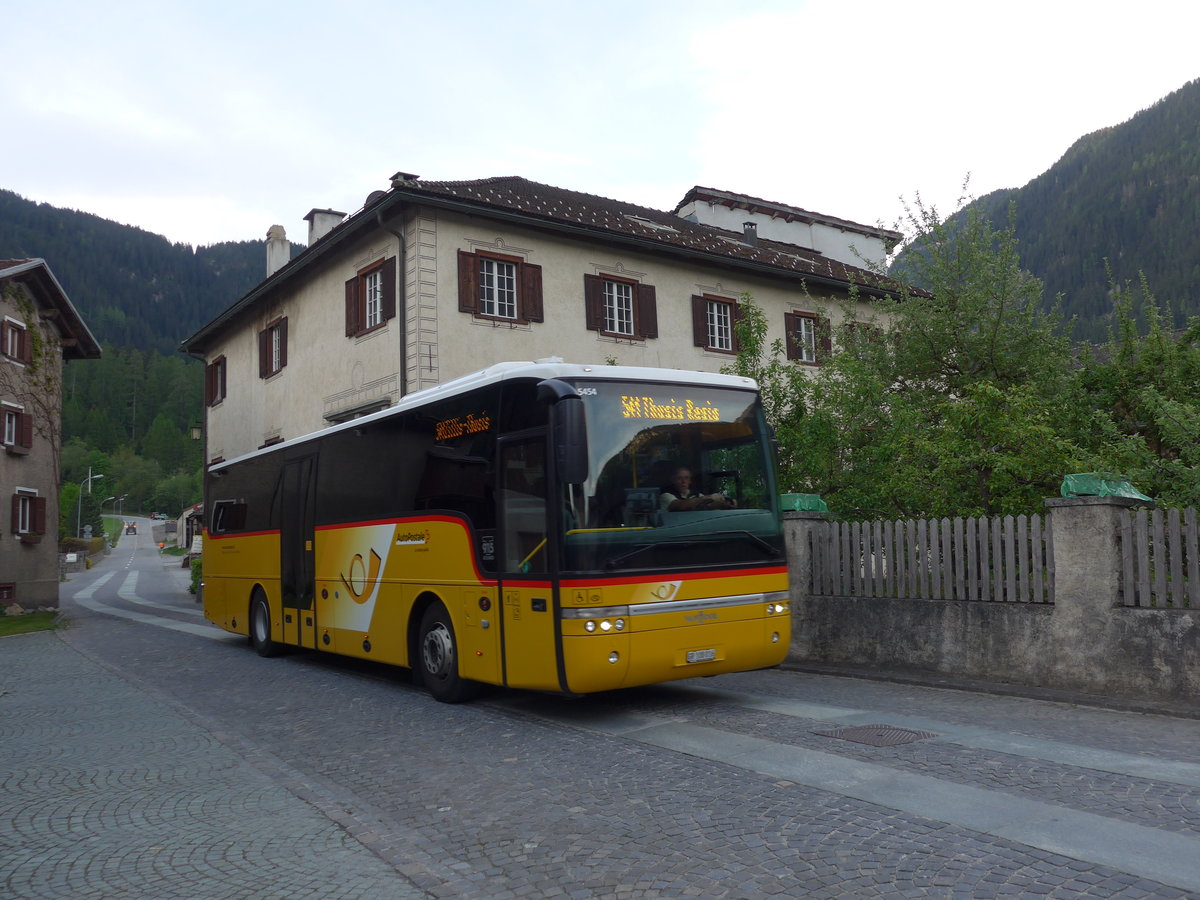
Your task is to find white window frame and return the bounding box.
[479,257,517,320]
[794,315,817,363]
[3,317,25,361]
[603,280,634,336]
[15,489,36,534]
[2,404,18,445]
[707,299,733,352]
[364,268,383,329]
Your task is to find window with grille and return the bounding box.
[364,269,383,329]
[2,318,30,363]
[479,257,517,319]
[583,274,657,340]
[457,250,543,325]
[258,318,287,378]
[345,257,397,338]
[691,295,739,354]
[11,490,45,537]
[604,280,634,335]
[2,402,31,453]
[784,311,831,366]
[708,300,732,351]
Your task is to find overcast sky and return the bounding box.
[2,0,1197,249]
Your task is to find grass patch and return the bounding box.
[162,546,189,556]
[0,611,62,637]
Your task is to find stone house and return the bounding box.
[1,259,101,609]
[180,174,905,463]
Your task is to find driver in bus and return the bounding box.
[659,466,735,511]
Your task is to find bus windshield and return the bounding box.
[559,379,783,573]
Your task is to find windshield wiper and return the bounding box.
[710,530,782,559]
[603,540,705,570]
[603,532,778,569]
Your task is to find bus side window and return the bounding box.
[211,500,247,535]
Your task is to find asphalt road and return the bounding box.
[5,515,1200,899]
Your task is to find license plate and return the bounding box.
[686,648,717,663]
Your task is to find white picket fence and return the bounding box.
[809,514,1055,604]
[1120,507,1199,608]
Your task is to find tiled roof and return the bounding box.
[390,176,904,296]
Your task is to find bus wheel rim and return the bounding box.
[422,623,453,679]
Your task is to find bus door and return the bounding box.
[280,454,317,648]
[497,434,561,691]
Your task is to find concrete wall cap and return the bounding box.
[1044,496,1156,509]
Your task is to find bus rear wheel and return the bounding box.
[249,591,283,658]
[418,603,478,703]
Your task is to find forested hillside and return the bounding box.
[0,189,299,354]
[894,78,1200,338]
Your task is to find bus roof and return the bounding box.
[209,358,759,473]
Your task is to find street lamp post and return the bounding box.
[76,468,105,539]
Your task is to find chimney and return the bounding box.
[304,208,346,246]
[266,225,289,277]
[743,221,759,247]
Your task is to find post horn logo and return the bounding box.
[341,549,383,604]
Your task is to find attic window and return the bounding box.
[622,215,678,234]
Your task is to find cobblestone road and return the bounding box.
[5,521,1200,898]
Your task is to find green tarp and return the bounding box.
[1060,473,1152,501]
[780,493,829,513]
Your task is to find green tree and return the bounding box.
[731,199,1088,518]
[1071,271,1200,506]
[141,412,187,473]
[109,446,162,514]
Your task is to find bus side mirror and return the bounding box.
[537,379,588,485]
[553,396,588,484]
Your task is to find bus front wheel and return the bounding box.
[249,591,283,658]
[418,603,477,703]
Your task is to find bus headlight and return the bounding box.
[600,620,613,632]
[615,618,626,631]
[585,621,596,633]
[608,651,620,664]
[766,602,789,615]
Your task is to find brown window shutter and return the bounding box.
[258,328,269,378]
[345,277,360,336]
[583,275,602,330]
[819,316,832,360]
[784,312,799,360]
[18,412,33,449]
[521,262,544,323]
[21,327,33,364]
[279,318,288,368]
[637,284,658,339]
[381,256,397,321]
[218,358,226,399]
[10,495,18,532]
[457,250,478,313]
[32,497,46,534]
[691,296,708,347]
[731,300,744,353]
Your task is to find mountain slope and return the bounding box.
[0,190,300,355]
[895,78,1200,338]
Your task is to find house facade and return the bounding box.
[1,259,101,610]
[181,174,905,463]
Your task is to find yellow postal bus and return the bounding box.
[201,361,790,701]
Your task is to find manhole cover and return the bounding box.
[814,724,939,747]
